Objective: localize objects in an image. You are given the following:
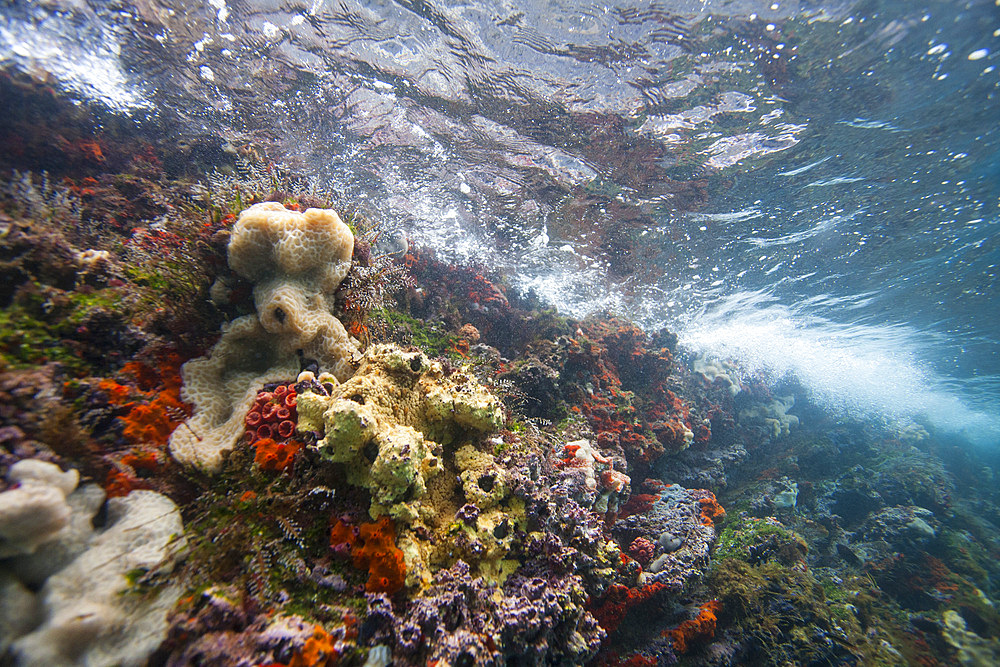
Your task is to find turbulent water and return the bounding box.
[3,0,998,444]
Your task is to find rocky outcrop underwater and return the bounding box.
[1,75,999,667]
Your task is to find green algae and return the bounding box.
[709,559,907,666]
[0,285,124,374]
[380,310,471,360]
[713,515,808,565]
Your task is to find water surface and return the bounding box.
[3,0,998,443]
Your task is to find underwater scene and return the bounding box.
[0,0,998,665]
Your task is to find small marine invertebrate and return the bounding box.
[363,561,603,664]
[335,240,414,345]
[555,439,611,491]
[456,503,480,526]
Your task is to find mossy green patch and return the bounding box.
[381,310,470,360]
[709,559,907,666]
[713,515,807,565]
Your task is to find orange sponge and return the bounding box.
[330,517,406,594]
[665,600,721,653]
[253,437,301,472]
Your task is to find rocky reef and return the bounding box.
[0,80,998,666]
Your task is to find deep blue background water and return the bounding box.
[2,0,998,444]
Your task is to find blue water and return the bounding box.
[2,0,998,444]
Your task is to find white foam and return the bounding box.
[0,13,149,111]
[675,290,1000,446]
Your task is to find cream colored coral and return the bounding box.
[0,460,78,558]
[12,491,187,667]
[169,203,360,472]
[455,445,508,509]
[298,345,502,519]
[227,203,353,289]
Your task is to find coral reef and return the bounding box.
[363,560,604,665]
[297,343,517,585]
[1,112,997,667]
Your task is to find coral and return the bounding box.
[169,203,360,471]
[363,561,603,665]
[296,343,511,584]
[354,518,407,594]
[96,354,191,450]
[253,437,301,472]
[3,464,105,588]
[11,490,187,667]
[455,444,509,510]
[119,391,189,446]
[513,320,696,469]
[740,395,798,438]
[0,459,78,557]
[612,483,719,591]
[942,609,1000,666]
[287,625,340,667]
[244,383,298,445]
[458,323,481,343]
[628,537,656,566]
[693,490,726,525]
[664,600,721,653]
[693,355,742,397]
[161,588,357,667]
[589,581,669,636]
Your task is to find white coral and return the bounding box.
[0,460,78,558]
[169,202,361,471]
[12,491,187,667]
